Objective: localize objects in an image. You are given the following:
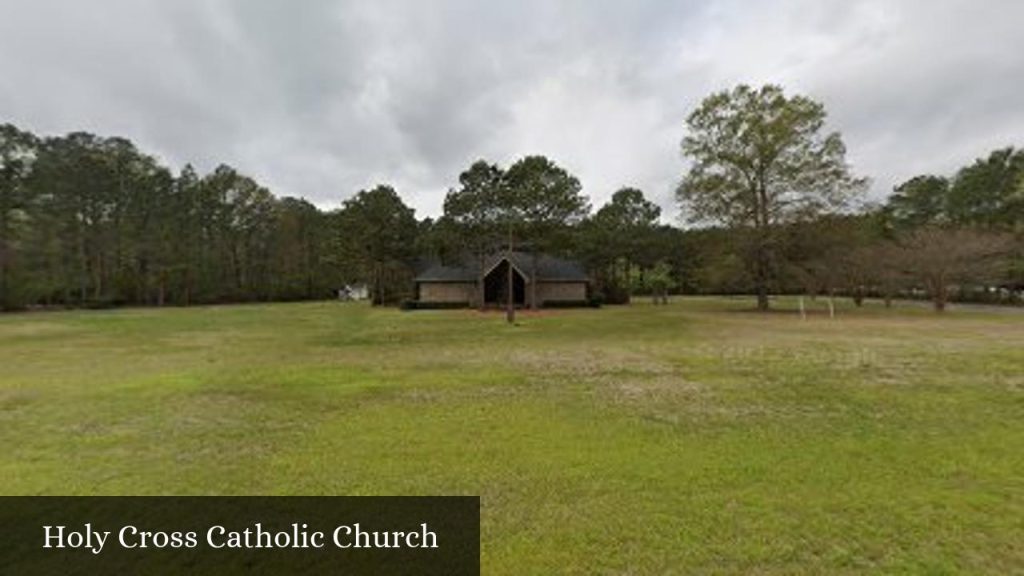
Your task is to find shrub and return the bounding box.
[600,284,631,305]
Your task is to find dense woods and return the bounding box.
[0,125,349,310]
[1,86,1022,312]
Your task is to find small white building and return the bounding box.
[338,284,369,301]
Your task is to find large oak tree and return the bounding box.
[677,84,865,310]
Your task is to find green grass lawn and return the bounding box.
[1,298,1022,573]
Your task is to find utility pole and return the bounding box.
[506,219,515,324]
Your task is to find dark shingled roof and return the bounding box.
[415,252,588,283]
[414,263,478,283]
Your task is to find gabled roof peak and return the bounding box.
[414,251,588,283]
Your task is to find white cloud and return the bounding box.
[1,0,1021,220]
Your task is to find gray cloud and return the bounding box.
[2,0,1022,220]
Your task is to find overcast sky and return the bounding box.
[1,0,1022,220]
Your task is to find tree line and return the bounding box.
[0,124,675,311]
[2,84,1022,312]
[0,125,401,309]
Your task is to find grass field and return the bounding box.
[1,298,1022,573]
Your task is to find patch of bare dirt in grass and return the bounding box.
[604,373,705,405]
[634,395,865,428]
[401,384,540,404]
[0,321,79,341]
[503,347,719,416]
[424,344,716,414]
[505,347,675,378]
[0,388,41,413]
